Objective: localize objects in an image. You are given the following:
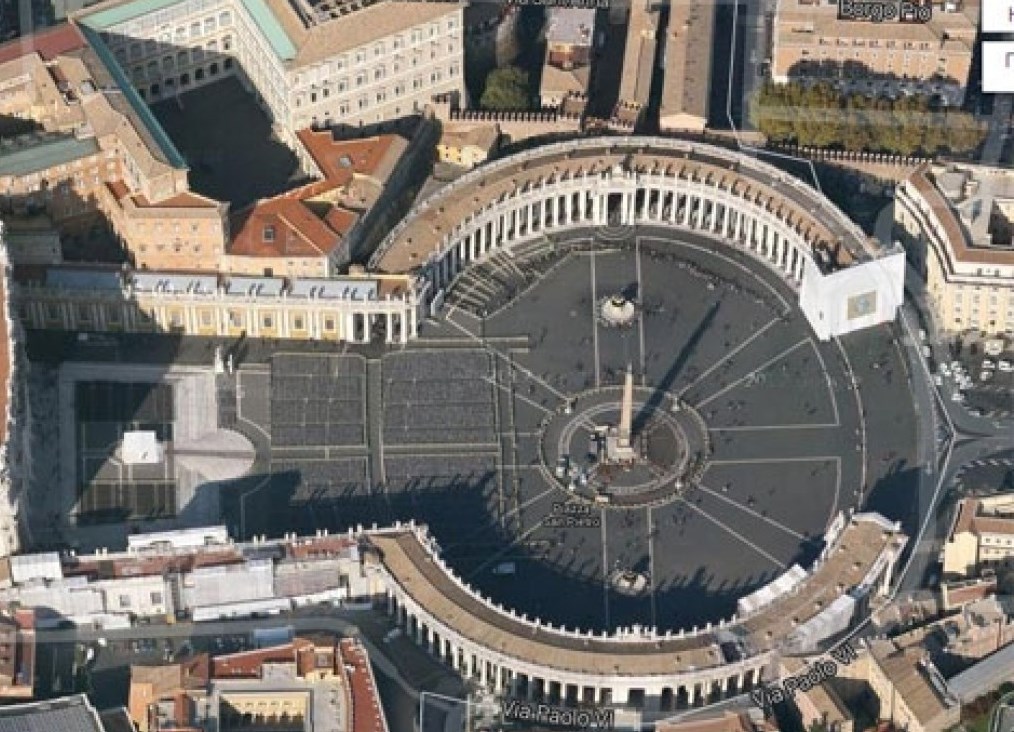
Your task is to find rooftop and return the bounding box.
[617,0,656,106]
[660,0,714,125]
[295,131,407,188]
[869,640,955,726]
[339,639,388,732]
[261,0,460,67]
[949,497,1014,539]
[228,197,344,259]
[545,7,595,47]
[0,24,87,65]
[438,124,500,154]
[0,135,101,178]
[0,695,107,732]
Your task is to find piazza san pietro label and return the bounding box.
[837,0,932,22]
[501,700,615,730]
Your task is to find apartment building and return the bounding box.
[943,495,1014,577]
[895,165,1014,337]
[865,638,959,732]
[772,0,977,104]
[128,636,388,732]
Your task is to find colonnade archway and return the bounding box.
[383,590,767,713]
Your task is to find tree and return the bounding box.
[750,81,986,155]
[480,66,530,111]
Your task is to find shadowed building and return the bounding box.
[772,0,976,105]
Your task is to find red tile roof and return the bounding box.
[0,24,86,65]
[339,639,388,732]
[228,198,342,259]
[295,131,404,187]
[211,640,314,679]
[283,536,357,560]
[63,549,244,580]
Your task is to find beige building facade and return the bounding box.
[895,165,1014,337]
[943,495,1014,577]
[13,267,422,344]
[772,0,977,104]
[77,0,466,137]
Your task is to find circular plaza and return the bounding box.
[354,137,914,636]
[236,138,917,708]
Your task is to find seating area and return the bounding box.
[381,351,496,446]
[270,354,366,447]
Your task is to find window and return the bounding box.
[151,592,163,604]
[263,224,276,242]
[294,316,305,330]
[229,310,243,327]
[324,318,335,330]
[262,314,274,328]
[200,311,212,326]
[119,595,131,608]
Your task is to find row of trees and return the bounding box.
[750,81,987,156]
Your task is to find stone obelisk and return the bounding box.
[618,363,633,449]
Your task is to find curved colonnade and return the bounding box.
[371,137,873,306]
[365,515,906,715]
[364,138,906,714]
